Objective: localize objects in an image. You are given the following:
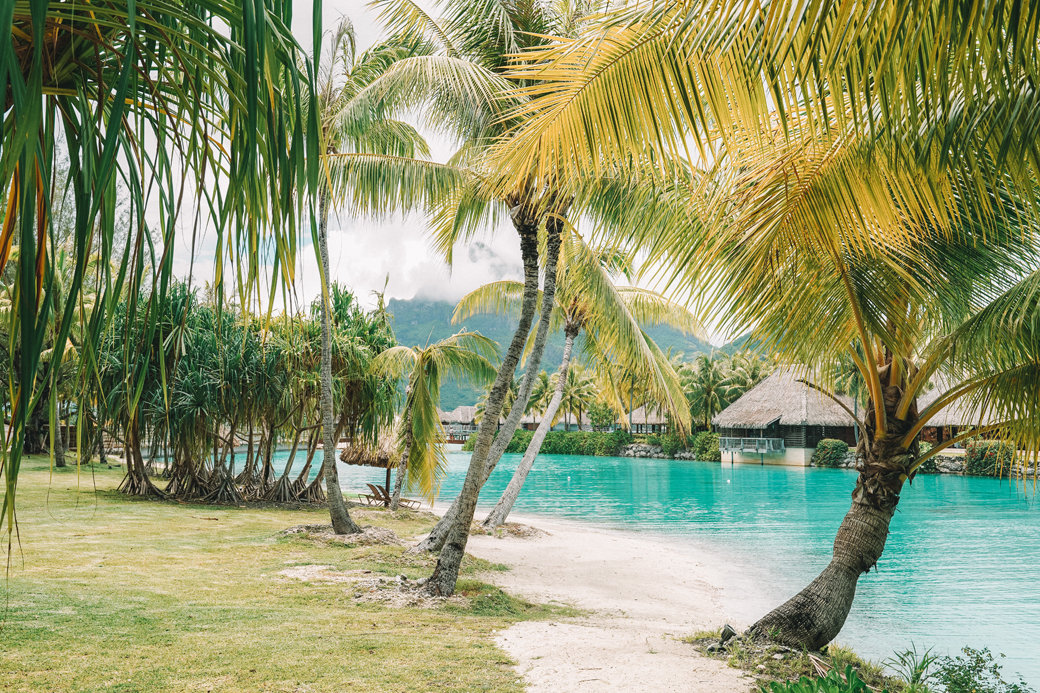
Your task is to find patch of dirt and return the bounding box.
[352,576,467,609]
[278,564,373,583]
[353,507,439,523]
[281,524,402,546]
[277,563,466,609]
[471,521,549,539]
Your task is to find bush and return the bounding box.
[464,428,633,457]
[934,647,1034,693]
[965,440,1015,476]
[660,432,686,457]
[761,666,876,693]
[812,439,850,468]
[646,433,662,447]
[690,431,721,462]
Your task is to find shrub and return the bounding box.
[812,439,850,468]
[934,647,1034,693]
[965,440,1015,476]
[760,666,876,693]
[690,432,721,462]
[660,432,686,457]
[464,428,633,457]
[646,433,662,446]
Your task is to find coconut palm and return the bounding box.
[681,353,739,432]
[482,1,1040,648]
[307,20,430,534]
[325,0,637,594]
[2,0,315,535]
[456,232,699,529]
[371,331,499,510]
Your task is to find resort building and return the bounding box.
[714,367,998,466]
[438,405,478,443]
[628,405,670,435]
[713,368,856,466]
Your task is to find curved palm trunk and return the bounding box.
[482,326,577,529]
[425,216,564,596]
[749,369,916,649]
[317,184,360,534]
[389,400,415,511]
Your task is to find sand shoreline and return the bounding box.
[444,508,777,692]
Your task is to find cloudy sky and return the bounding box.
[172,0,523,314]
[169,0,730,343]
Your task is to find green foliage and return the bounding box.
[690,431,721,461]
[760,666,877,693]
[965,441,1016,476]
[884,644,939,692]
[915,442,938,473]
[588,401,618,430]
[647,433,662,446]
[812,439,851,468]
[660,432,686,457]
[934,647,1034,693]
[465,429,633,457]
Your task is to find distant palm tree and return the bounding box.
[371,331,498,510]
[681,354,737,431]
[558,367,595,431]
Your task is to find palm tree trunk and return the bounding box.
[748,372,916,649]
[425,213,564,596]
[390,401,415,511]
[317,183,360,534]
[482,327,576,529]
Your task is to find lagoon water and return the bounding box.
[322,450,1040,684]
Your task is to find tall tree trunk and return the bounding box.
[425,212,564,596]
[389,398,415,511]
[482,326,577,529]
[411,214,544,555]
[317,183,360,534]
[53,410,67,468]
[748,363,916,649]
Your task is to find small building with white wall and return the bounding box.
[713,368,857,466]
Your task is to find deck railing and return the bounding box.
[719,437,786,454]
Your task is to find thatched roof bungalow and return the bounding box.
[714,366,999,465]
[628,405,669,434]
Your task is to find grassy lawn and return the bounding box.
[1,457,564,692]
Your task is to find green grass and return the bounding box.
[0,458,563,692]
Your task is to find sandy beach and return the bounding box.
[459,511,777,692]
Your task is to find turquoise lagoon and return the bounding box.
[322,450,1040,684]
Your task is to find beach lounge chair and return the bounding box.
[357,483,385,506]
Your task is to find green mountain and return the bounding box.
[387,297,721,410]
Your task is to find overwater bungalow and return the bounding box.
[628,405,669,435]
[439,405,478,443]
[713,368,856,465]
[714,367,997,465]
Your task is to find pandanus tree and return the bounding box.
[486,0,1040,649]
[371,331,499,510]
[2,0,318,536]
[455,232,698,529]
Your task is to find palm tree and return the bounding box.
[371,331,499,510]
[485,0,1040,648]
[681,353,738,431]
[327,0,627,595]
[558,366,595,431]
[456,232,699,529]
[308,19,429,534]
[2,0,315,534]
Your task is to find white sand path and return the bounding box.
[460,512,777,692]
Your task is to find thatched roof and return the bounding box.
[439,405,477,425]
[918,374,998,428]
[629,405,668,426]
[339,432,401,469]
[713,367,856,429]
